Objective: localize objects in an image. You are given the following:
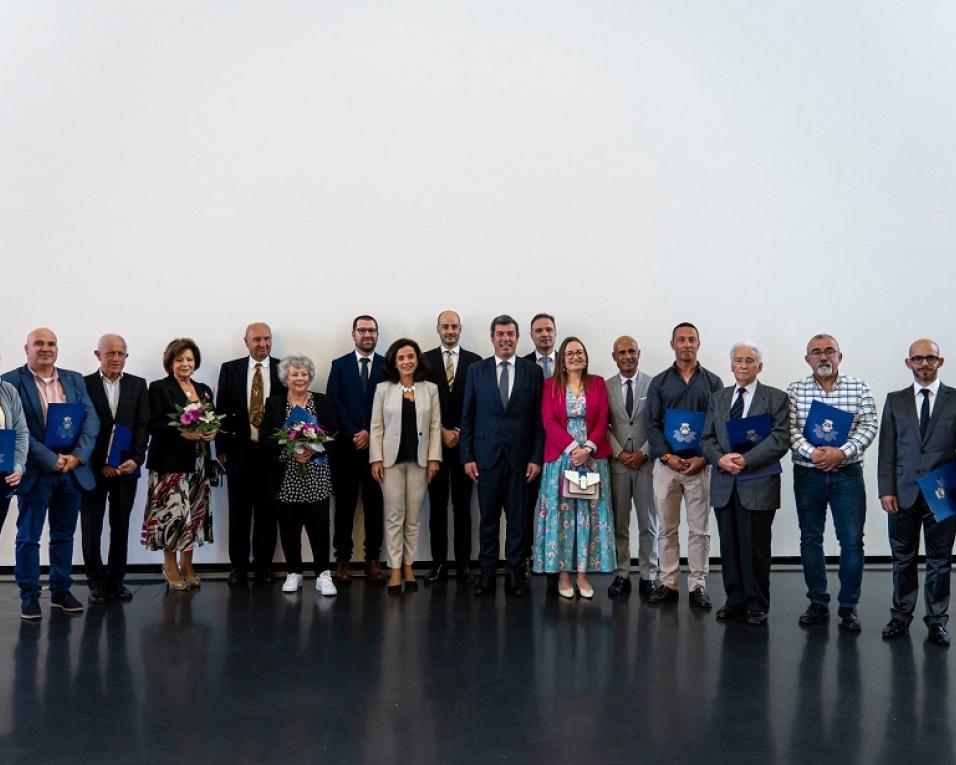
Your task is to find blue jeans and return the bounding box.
[15,472,82,601]
[793,463,866,608]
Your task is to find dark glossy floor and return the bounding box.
[0,569,951,765]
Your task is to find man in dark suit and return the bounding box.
[701,342,790,626]
[80,334,150,605]
[878,338,956,647]
[2,327,100,620]
[216,322,286,584]
[460,314,544,597]
[422,310,482,585]
[327,315,386,582]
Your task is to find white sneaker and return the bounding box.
[316,570,338,597]
[282,573,303,593]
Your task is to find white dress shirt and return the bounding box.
[100,370,123,417]
[494,355,516,399]
[913,379,941,419]
[732,380,758,419]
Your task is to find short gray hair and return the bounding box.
[97,333,127,351]
[278,354,316,384]
[729,342,763,363]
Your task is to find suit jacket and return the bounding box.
[459,356,545,470]
[0,365,100,494]
[369,381,442,468]
[522,351,554,378]
[145,376,215,475]
[542,376,612,462]
[423,346,482,430]
[605,371,653,475]
[878,383,956,508]
[84,371,150,475]
[326,352,385,442]
[259,391,339,499]
[215,356,285,458]
[701,381,790,511]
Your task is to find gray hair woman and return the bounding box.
[260,354,340,596]
[0,377,29,532]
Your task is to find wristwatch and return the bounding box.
[659,452,672,465]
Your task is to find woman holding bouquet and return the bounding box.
[370,338,441,594]
[260,354,339,596]
[143,338,219,590]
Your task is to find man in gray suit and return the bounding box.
[605,336,658,598]
[878,338,956,647]
[701,342,790,626]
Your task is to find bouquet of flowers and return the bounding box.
[167,397,226,458]
[274,419,331,476]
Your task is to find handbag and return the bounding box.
[563,466,601,499]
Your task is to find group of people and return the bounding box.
[0,314,952,647]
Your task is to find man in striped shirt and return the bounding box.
[787,333,878,632]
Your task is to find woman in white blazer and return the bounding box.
[370,338,441,594]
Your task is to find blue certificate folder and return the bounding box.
[106,424,140,477]
[803,400,854,447]
[0,428,16,498]
[726,413,782,482]
[918,461,956,523]
[43,402,86,452]
[283,406,317,428]
[664,409,706,456]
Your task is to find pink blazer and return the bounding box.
[542,376,612,462]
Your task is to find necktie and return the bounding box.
[541,357,552,378]
[625,379,634,418]
[919,388,930,438]
[445,351,455,391]
[730,387,746,420]
[499,361,510,409]
[360,357,370,396]
[249,363,264,428]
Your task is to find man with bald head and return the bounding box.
[81,334,150,604]
[878,339,956,646]
[605,336,658,598]
[2,328,100,619]
[216,322,285,584]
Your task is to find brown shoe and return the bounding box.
[334,561,352,582]
[365,559,386,582]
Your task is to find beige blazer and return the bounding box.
[369,380,442,468]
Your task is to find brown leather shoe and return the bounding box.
[334,561,352,582]
[365,559,386,582]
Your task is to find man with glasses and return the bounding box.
[878,339,956,646]
[787,333,878,631]
[327,315,386,583]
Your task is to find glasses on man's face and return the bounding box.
[909,355,940,365]
[808,348,839,358]
[564,350,586,360]
[354,328,378,335]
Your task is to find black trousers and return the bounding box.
[426,444,474,566]
[277,498,331,576]
[331,443,383,562]
[715,487,775,613]
[225,442,276,571]
[476,459,528,573]
[889,496,956,626]
[522,473,542,562]
[0,496,10,537]
[80,475,138,590]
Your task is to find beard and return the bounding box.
[815,361,833,376]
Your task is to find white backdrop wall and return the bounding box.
[2,1,954,567]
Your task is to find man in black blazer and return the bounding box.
[701,342,790,626]
[422,310,482,585]
[81,334,150,605]
[460,314,544,597]
[215,322,285,584]
[878,338,956,647]
[326,315,386,582]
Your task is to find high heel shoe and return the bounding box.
[576,583,594,600]
[558,582,575,600]
[387,582,403,596]
[183,570,201,589]
[163,566,188,591]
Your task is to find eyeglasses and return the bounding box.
[564,350,586,359]
[909,355,940,365]
[808,348,839,358]
[354,328,378,335]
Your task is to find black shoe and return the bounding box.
[608,576,632,599]
[254,567,274,584]
[838,607,862,632]
[716,603,746,621]
[746,610,768,626]
[51,591,84,614]
[387,583,402,596]
[638,578,658,598]
[112,585,134,603]
[505,573,527,597]
[455,567,474,586]
[520,559,532,580]
[473,570,496,596]
[882,618,909,639]
[647,584,679,605]
[21,597,41,621]
[424,564,449,586]
[929,624,951,647]
[798,602,830,626]
[689,586,713,610]
[227,567,247,585]
[404,577,419,592]
[88,587,110,606]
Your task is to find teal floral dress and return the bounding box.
[532,389,617,573]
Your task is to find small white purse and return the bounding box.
[563,468,601,499]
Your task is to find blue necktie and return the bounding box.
[730,387,745,420]
[499,361,510,408]
[360,357,370,396]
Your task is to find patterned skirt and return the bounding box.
[141,458,213,552]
